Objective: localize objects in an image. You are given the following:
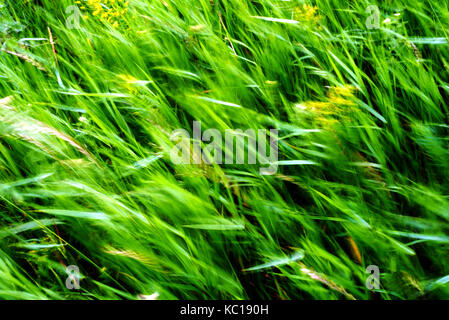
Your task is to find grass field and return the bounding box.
[0,0,449,300]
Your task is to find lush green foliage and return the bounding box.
[0,0,448,299]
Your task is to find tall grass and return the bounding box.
[0,0,448,299]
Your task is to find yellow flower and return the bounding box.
[78,0,128,28]
[296,84,358,127]
[117,74,138,94]
[295,4,321,26]
[328,85,356,98]
[327,85,357,106]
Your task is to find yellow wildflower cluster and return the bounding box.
[296,85,358,126]
[295,4,321,25]
[117,74,139,94]
[327,85,357,106]
[75,0,129,28]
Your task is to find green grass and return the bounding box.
[0,0,449,300]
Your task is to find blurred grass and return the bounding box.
[0,0,448,299]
